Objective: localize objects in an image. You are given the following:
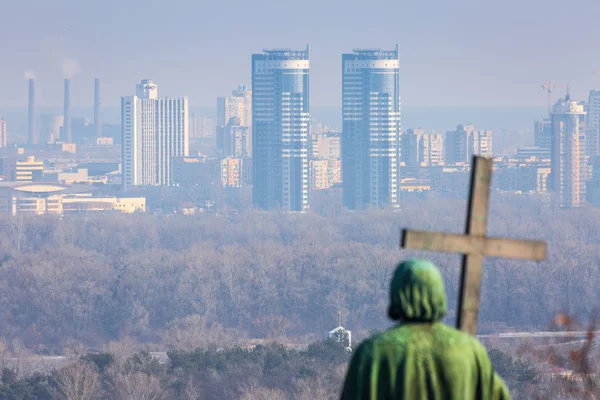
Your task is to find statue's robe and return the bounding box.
[340,259,510,400]
[340,322,510,399]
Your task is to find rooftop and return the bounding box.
[346,46,399,60]
[0,182,70,194]
[256,46,309,60]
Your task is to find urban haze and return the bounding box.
[0,0,599,398]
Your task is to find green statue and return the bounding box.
[340,259,510,399]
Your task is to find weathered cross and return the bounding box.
[400,156,547,335]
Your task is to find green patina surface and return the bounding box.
[341,260,510,400]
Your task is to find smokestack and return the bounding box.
[94,78,102,137]
[28,79,36,144]
[63,78,71,143]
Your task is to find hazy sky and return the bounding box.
[2,0,600,108]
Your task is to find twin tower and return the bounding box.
[252,45,401,212]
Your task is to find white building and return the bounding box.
[551,95,586,208]
[217,85,252,127]
[122,79,189,187]
[328,326,352,351]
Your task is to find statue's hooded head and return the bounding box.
[388,259,447,323]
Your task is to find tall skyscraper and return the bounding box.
[122,79,189,187]
[401,129,444,167]
[585,90,600,158]
[217,85,252,127]
[444,124,492,165]
[252,47,310,211]
[0,119,7,148]
[551,95,586,208]
[342,47,401,209]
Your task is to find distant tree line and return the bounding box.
[0,341,546,400]
[0,340,349,399]
[0,194,598,354]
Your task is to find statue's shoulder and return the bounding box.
[355,326,414,354]
[432,324,488,354]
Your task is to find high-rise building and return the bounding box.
[342,47,401,209]
[586,90,600,159]
[328,158,342,186]
[122,79,189,187]
[311,159,330,189]
[312,133,341,159]
[217,85,252,127]
[252,47,310,211]
[534,119,552,151]
[217,117,251,158]
[221,157,242,187]
[551,95,586,208]
[445,124,493,165]
[401,129,444,167]
[0,119,6,148]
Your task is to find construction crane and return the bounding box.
[541,81,565,117]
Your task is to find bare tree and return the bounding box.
[255,315,291,342]
[109,367,164,400]
[239,381,286,400]
[54,361,100,400]
[161,314,247,351]
[182,377,203,400]
[105,337,141,367]
[294,364,347,400]
[8,216,27,255]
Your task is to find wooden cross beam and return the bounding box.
[400,156,547,335]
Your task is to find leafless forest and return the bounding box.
[0,193,599,398]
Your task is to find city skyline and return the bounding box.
[2,0,600,108]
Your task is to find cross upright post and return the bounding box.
[400,156,547,335]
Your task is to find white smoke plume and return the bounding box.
[24,70,36,80]
[62,58,80,79]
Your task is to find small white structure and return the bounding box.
[329,326,352,352]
